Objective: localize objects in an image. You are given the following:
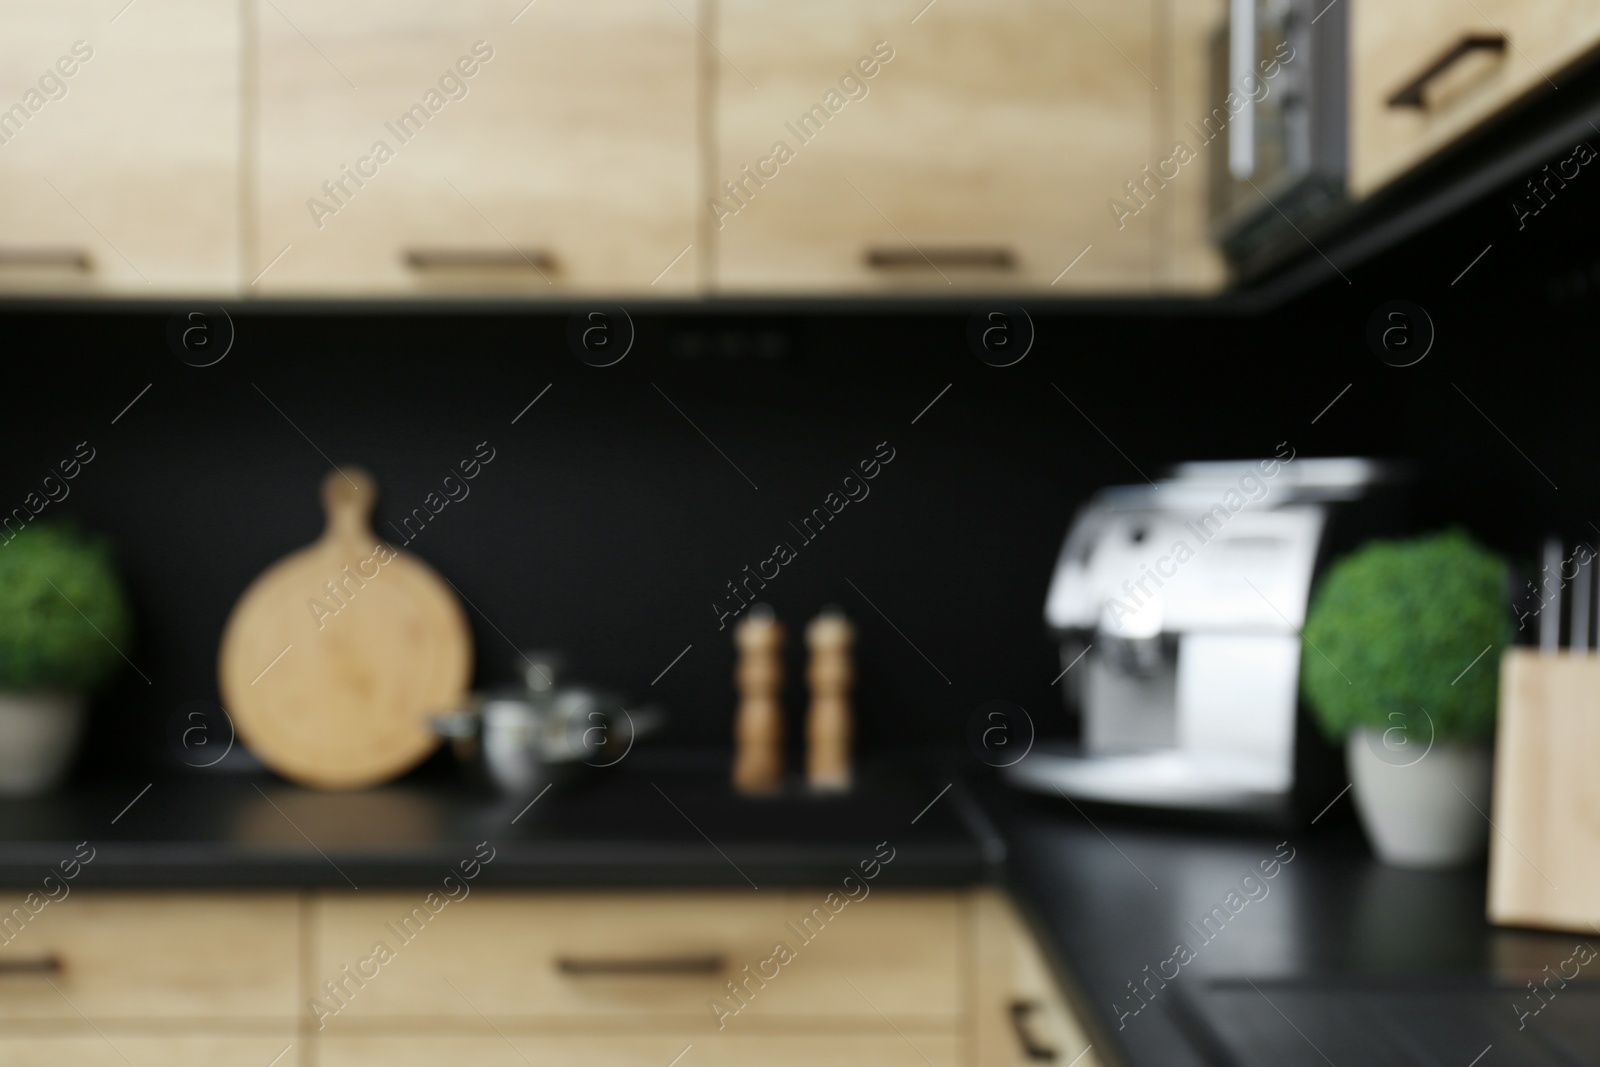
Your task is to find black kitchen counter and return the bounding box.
[0,755,992,890]
[5,758,1595,1065]
[984,781,1600,1067]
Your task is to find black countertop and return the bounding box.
[985,782,1600,1067]
[0,757,991,890]
[4,760,1595,1065]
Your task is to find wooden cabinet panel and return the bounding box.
[712,0,1156,294]
[0,0,240,294]
[0,893,299,1022]
[1350,0,1600,197]
[0,0,1216,298]
[973,890,1101,1067]
[1159,0,1229,292]
[730,890,963,1026]
[251,0,698,295]
[321,1034,961,1067]
[309,890,962,1028]
[0,1037,298,1067]
[0,884,1102,1067]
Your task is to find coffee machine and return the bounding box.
[1005,457,1393,815]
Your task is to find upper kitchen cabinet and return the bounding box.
[251,0,698,296]
[1349,0,1600,197]
[0,0,240,295]
[710,0,1166,294]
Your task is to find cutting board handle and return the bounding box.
[321,467,376,542]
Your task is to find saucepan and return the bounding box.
[432,653,662,796]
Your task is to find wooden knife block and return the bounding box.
[1487,649,1600,932]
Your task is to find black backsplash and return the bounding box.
[3,122,1596,781]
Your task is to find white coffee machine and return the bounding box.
[1006,457,1389,814]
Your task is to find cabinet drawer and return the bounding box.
[309,890,962,1028]
[0,1038,298,1067]
[1350,0,1600,197]
[322,1035,960,1067]
[0,893,299,1021]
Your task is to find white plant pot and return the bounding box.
[1346,728,1492,869]
[0,691,86,796]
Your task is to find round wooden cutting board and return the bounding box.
[218,468,472,790]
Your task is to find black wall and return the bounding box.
[2,118,1595,781]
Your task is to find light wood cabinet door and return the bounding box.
[711,0,1157,294]
[974,890,1101,1067]
[308,890,962,1030]
[321,1035,961,1067]
[1350,0,1600,197]
[0,1037,298,1067]
[251,0,698,296]
[1160,0,1228,292]
[0,892,300,1022]
[0,0,240,295]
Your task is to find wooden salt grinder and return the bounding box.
[733,607,784,794]
[805,610,854,792]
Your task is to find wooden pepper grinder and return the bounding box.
[805,608,855,792]
[733,605,784,794]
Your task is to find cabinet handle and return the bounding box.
[1008,999,1058,1061]
[555,954,724,976]
[864,246,1015,271]
[0,248,92,271]
[0,954,63,976]
[1386,34,1507,109]
[403,247,556,273]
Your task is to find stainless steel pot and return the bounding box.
[432,653,661,796]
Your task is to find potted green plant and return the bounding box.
[1300,530,1511,868]
[0,521,131,795]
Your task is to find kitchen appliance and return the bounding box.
[1007,458,1390,815]
[433,653,661,796]
[1209,0,1348,271]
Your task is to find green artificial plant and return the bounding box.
[1300,530,1511,743]
[0,521,131,690]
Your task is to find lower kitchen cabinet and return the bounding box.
[308,890,962,1028]
[975,890,1103,1067]
[319,1035,962,1067]
[0,1037,299,1066]
[0,887,1099,1066]
[0,892,299,1022]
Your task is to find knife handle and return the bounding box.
[1541,539,1562,654]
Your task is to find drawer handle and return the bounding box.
[865,246,1015,271]
[0,247,92,271]
[0,954,63,976]
[556,954,725,976]
[1009,999,1058,1061]
[1386,34,1507,108]
[403,247,557,273]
